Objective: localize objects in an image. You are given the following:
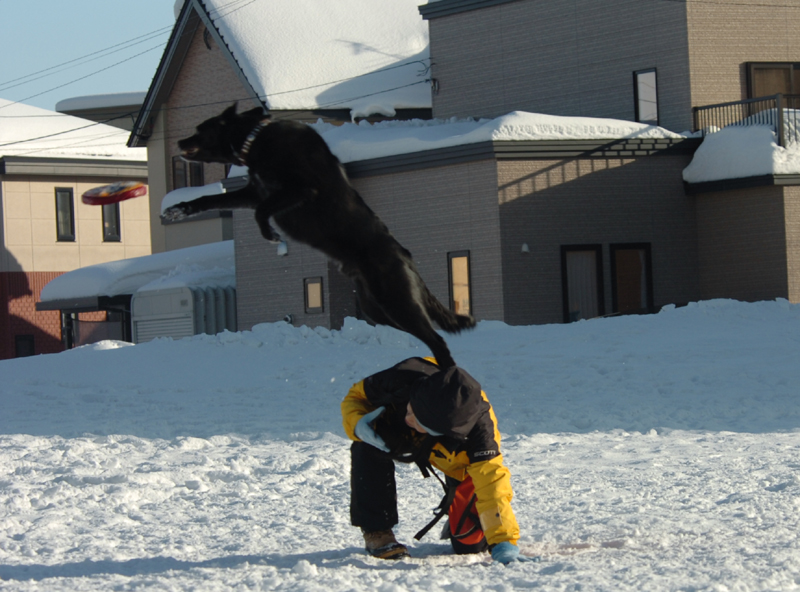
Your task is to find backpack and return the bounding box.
[414,469,489,555]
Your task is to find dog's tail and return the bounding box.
[424,287,476,334]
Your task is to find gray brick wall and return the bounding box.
[233,159,503,334]
[498,154,699,324]
[785,186,800,303]
[351,160,504,322]
[234,209,330,331]
[429,0,693,132]
[695,185,789,302]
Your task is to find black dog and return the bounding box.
[162,104,474,367]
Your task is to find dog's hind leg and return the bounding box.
[422,285,476,333]
[356,269,458,368]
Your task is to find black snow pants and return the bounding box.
[350,441,398,532]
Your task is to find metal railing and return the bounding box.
[692,94,800,147]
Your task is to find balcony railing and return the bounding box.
[692,94,800,147]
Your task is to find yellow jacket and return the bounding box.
[342,358,520,547]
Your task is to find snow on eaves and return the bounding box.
[312,110,687,164]
[55,92,147,112]
[0,98,146,161]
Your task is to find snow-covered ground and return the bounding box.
[2,299,800,590]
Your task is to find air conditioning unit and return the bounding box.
[131,286,237,344]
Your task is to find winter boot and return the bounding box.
[363,529,409,559]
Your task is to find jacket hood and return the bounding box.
[408,365,486,440]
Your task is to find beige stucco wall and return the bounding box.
[1,175,151,274]
[686,0,800,109]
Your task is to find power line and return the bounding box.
[0,44,165,113]
[0,0,246,109]
[0,27,173,92]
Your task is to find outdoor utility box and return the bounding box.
[131,286,237,344]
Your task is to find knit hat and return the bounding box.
[408,365,485,440]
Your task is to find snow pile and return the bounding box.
[683,124,800,183]
[1,299,800,589]
[0,98,146,160]
[174,0,429,118]
[39,240,235,302]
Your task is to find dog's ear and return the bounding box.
[221,103,239,120]
[241,106,268,119]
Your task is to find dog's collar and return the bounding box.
[235,118,271,166]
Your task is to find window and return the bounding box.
[634,69,659,125]
[15,335,35,357]
[172,155,204,190]
[102,202,121,242]
[448,251,471,315]
[747,62,800,98]
[304,277,323,314]
[55,188,75,241]
[610,243,654,315]
[561,245,604,323]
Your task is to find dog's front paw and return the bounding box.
[161,202,195,222]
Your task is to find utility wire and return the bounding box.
[0,27,172,92]
[0,0,260,114]
[0,44,165,112]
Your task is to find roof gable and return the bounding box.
[131,0,431,146]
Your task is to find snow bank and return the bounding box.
[2,299,800,590]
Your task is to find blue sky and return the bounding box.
[0,0,176,111]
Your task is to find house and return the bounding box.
[418,0,800,308]
[129,0,800,339]
[0,99,149,359]
[128,0,431,256]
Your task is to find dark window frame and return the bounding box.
[633,68,659,125]
[102,201,121,242]
[55,187,75,242]
[304,277,324,314]
[172,155,204,190]
[560,244,605,324]
[746,62,800,98]
[447,250,472,316]
[610,243,654,315]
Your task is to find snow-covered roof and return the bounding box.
[39,240,235,302]
[0,98,146,160]
[313,111,687,163]
[173,0,430,118]
[55,92,147,112]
